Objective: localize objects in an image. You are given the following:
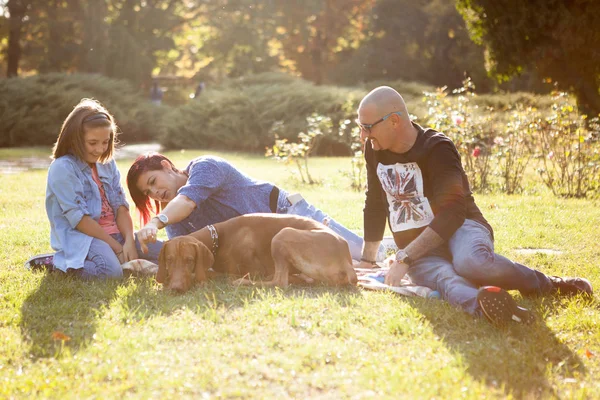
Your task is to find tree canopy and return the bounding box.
[3,0,595,105]
[457,0,600,116]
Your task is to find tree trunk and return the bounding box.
[6,0,28,77]
[80,1,108,73]
[44,0,61,72]
[310,30,325,86]
[572,76,600,118]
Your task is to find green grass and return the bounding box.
[1,148,599,399]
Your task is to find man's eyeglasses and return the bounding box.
[355,111,402,133]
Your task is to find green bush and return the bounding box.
[160,74,367,155]
[219,71,302,88]
[0,73,167,147]
[474,91,556,112]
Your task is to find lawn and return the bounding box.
[0,148,598,399]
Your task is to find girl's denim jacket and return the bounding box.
[45,154,129,271]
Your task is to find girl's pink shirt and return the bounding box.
[91,164,120,235]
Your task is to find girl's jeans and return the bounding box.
[407,219,554,316]
[70,233,163,279]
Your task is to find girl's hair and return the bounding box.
[126,152,181,225]
[52,98,118,162]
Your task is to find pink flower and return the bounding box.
[472,147,481,158]
[452,113,464,126]
[493,136,505,146]
[548,151,554,160]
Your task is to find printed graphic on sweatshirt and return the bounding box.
[377,162,434,232]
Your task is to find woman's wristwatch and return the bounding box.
[152,213,169,229]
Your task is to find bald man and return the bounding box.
[356,86,592,325]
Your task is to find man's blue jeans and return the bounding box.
[407,219,554,316]
[276,192,387,262]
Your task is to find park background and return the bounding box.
[0,0,599,398]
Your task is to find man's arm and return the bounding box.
[359,141,387,267]
[384,227,444,286]
[404,227,444,261]
[386,143,466,285]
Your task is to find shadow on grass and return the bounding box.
[20,270,361,359]
[20,271,122,359]
[119,277,363,322]
[406,295,590,398]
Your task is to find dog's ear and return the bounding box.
[194,242,214,284]
[156,243,168,284]
[346,264,358,285]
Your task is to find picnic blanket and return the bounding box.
[356,267,440,299]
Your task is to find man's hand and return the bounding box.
[384,260,409,287]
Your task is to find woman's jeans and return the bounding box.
[276,193,387,262]
[71,233,163,279]
[407,219,554,316]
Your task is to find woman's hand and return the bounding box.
[138,220,159,254]
[121,236,138,262]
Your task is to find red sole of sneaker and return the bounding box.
[477,286,535,325]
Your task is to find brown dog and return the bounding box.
[156,213,358,293]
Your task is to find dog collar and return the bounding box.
[207,224,219,256]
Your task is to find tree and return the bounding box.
[328,0,492,91]
[80,0,108,73]
[187,0,281,80]
[457,0,600,116]
[186,0,373,84]
[273,0,374,84]
[105,0,193,86]
[3,0,32,77]
[1,0,198,84]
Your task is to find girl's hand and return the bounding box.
[116,250,125,265]
[138,220,159,254]
[111,240,124,263]
[122,237,138,263]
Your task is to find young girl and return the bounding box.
[38,98,162,278]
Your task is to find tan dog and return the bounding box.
[156,213,358,293]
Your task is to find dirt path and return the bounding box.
[0,143,162,175]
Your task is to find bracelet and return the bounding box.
[360,257,377,265]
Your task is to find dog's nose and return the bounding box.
[348,273,358,285]
[342,269,358,285]
[170,284,187,294]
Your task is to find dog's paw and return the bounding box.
[232,277,254,286]
[122,259,159,276]
[293,273,315,284]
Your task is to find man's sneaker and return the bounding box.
[477,286,535,325]
[549,276,593,296]
[24,253,55,271]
